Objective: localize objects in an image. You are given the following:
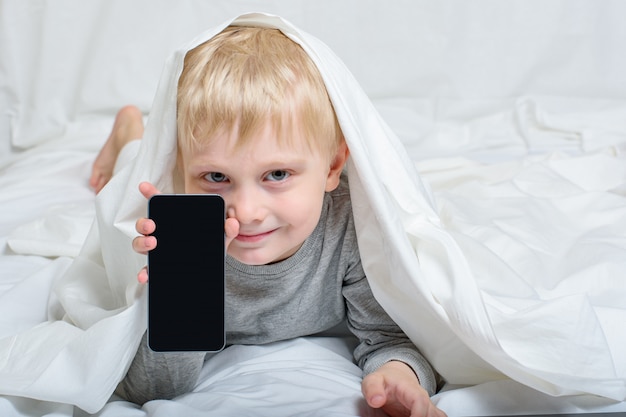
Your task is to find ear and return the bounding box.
[325,141,350,192]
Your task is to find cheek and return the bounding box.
[279,190,325,226]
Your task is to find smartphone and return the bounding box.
[147,194,225,352]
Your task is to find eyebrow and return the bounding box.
[187,156,310,173]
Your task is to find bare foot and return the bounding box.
[90,105,144,193]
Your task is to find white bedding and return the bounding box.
[1,1,626,416]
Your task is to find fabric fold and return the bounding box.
[0,12,624,413]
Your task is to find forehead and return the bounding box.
[181,114,326,158]
[181,118,319,160]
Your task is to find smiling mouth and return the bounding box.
[235,229,277,243]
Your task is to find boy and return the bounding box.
[91,26,445,417]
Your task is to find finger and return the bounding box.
[361,372,387,409]
[426,403,447,417]
[430,406,447,417]
[224,216,240,251]
[399,383,444,417]
[137,266,149,284]
[135,217,156,235]
[411,401,447,417]
[138,181,161,200]
[132,235,157,255]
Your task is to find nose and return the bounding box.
[227,185,265,225]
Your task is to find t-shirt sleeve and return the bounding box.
[342,260,438,396]
[330,174,438,396]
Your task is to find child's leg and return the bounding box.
[90,105,144,193]
[116,333,206,404]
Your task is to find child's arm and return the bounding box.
[116,333,205,404]
[343,261,445,417]
[122,182,241,404]
[120,182,210,404]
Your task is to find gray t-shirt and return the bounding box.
[119,175,436,404]
[224,174,436,393]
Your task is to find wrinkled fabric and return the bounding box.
[0,12,625,414]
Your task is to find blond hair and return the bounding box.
[177,26,343,159]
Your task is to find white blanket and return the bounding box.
[1,8,626,416]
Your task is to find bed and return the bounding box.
[1,1,625,416]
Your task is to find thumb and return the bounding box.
[361,372,387,409]
[224,213,240,251]
[138,181,162,200]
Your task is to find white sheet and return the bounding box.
[2,2,626,417]
[2,129,625,417]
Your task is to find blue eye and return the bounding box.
[266,170,290,181]
[205,172,228,183]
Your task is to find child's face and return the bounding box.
[180,121,345,266]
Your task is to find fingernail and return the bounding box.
[370,395,384,407]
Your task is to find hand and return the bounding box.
[132,182,159,284]
[132,182,240,284]
[361,361,446,417]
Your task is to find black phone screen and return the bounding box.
[147,194,225,352]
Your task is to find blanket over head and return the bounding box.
[0,12,624,413]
